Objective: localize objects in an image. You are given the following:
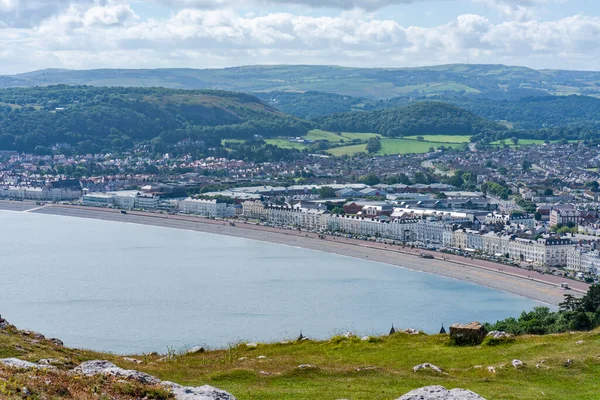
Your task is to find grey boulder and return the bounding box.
[397,385,486,400]
[162,381,237,400]
[73,360,160,384]
[73,360,236,399]
[0,358,56,370]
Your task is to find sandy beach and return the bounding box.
[1,200,589,306]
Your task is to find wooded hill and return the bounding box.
[257,91,600,130]
[313,102,504,137]
[0,86,311,155]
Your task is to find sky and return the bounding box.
[0,0,599,74]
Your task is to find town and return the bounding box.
[2,141,600,282]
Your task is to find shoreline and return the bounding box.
[1,200,589,305]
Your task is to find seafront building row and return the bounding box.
[2,182,598,276]
[238,200,578,270]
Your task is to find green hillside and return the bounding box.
[4,64,600,99]
[1,319,599,400]
[257,91,600,131]
[313,102,504,138]
[0,86,312,155]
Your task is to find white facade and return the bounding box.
[485,213,535,229]
[179,198,234,218]
[82,193,113,207]
[242,201,268,219]
[82,190,160,210]
[567,249,600,276]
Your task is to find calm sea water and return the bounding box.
[0,211,538,354]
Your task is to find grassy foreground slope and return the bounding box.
[1,322,599,400]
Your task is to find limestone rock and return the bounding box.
[450,322,487,345]
[22,330,45,340]
[487,366,496,373]
[487,331,512,339]
[512,359,524,369]
[0,318,10,329]
[361,336,370,341]
[403,328,419,335]
[123,357,143,364]
[162,381,237,400]
[187,346,206,354]
[38,358,62,365]
[396,385,486,399]
[343,332,355,338]
[73,360,160,385]
[297,364,316,369]
[0,358,55,370]
[49,338,64,346]
[413,363,443,373]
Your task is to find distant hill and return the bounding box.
[313,102,505,138]
[0,86,312,155]
[3,64,600,99]
[258,91,600,130]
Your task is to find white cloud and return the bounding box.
[154,0,424,11]
[0,1,599,74]
[474,0,564,20]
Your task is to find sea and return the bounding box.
[0,210,539,354]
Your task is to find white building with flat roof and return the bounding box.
[82,190,160,210]
[179,198,234,218]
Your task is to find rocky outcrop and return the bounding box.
[49,338,64,346]
[450,322,487,345]
[162,381,237,400]
[0,358,56,370]
[487,331,512,339]
[187,346,206,354]
[413,363,443,373]
[396,385,486,400]
[73,360,160,384]
[72,360,236,400]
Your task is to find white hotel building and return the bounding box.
[179,198,234,218]
[82,190,160,210]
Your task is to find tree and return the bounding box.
[359,173,380,186]
[319,186,337,199]
[366,137,382,154]
[522,160,532,172]
[580,284,600,313]
[559,294,582,312]
[416,136,425,141]
[511,137,519,145]
[331,206,345,215]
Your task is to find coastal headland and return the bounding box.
[0,200,588,305]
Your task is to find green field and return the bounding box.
[306,129,381,143]
[264,139,308,149]
[379,139,463,155]
[326,143,369,156]
[404,135,472,143]
[326,138,464,156]
[3,321,600,400]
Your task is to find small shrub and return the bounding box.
[483,336,515,346]
[330,335,348,344]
